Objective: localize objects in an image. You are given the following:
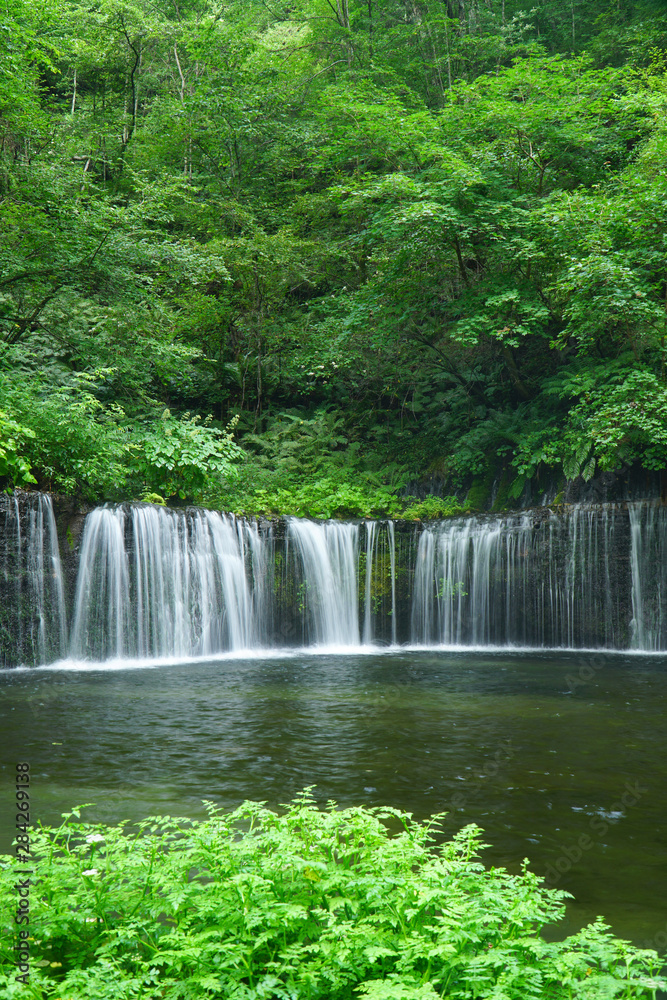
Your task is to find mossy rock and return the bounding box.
[491,469,513,512]
[464,469,496,512]
[551,474,567,507]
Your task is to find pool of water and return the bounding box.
[1,649,666,948]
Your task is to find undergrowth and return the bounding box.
[0,794,664,999]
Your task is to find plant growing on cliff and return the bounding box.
[0,372,129,498]
[401,496,464,521]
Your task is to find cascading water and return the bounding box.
[388,522,397,646]
[69,505,268,660]
[281,518,398,647]
[410,505,631,648]
[2,496,667,666]
[629,502,667,650]
[27,494,68,663]
[362,520,376,645]
[286,518,360,646]
[0,493,66,666]
[359,520,398,646]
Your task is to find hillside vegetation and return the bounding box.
[2,0,667,515]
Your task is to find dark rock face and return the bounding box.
[560,467,666,505]
[405,463,666,511]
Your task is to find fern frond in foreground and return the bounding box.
[0,794,664,999]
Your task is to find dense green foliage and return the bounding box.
[1,795,665,998]
[2,0,667,512]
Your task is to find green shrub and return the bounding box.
[213,407,415,519]
[401,495,464,521]
[222,476,404,519]
[130,411,243,502]
[0,373,130,499]
[0,367,244,503]
[0,795,664,999]
[0,410,36,488]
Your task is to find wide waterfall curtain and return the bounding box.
[2,497,665,666]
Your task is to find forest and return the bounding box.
[5,7,667,996]
[2,0,667,517]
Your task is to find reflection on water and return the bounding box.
[1,650,666,946]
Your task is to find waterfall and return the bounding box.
[3,496,667,666]
[69,505,267,661]
[410,506,630,649]
[70,507,130,660]
[388,521,397,646]
[287,518,360,646]
[27,494,67,663]
[358,521,399,646]
[362,521,376,644]
[629,502,667,650]
[0,493,66,666]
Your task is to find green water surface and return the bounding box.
[1,649,665,948]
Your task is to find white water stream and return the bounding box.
[1,494,66,666]
[411,505,629,648]
[69,506,268,660]
[2,497,666,664]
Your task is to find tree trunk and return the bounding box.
[367,0,373,59]
[335,0,350,29]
